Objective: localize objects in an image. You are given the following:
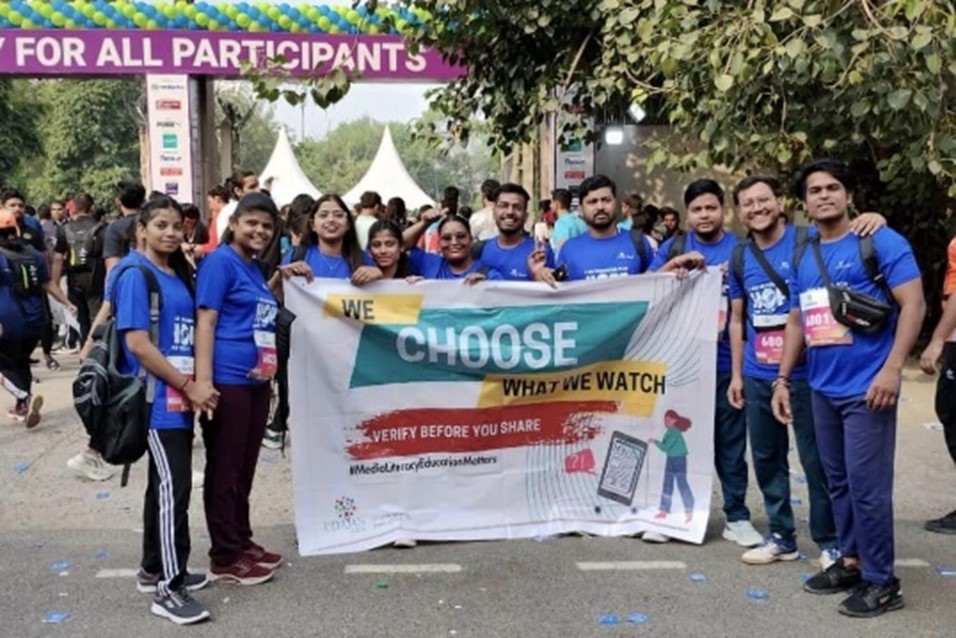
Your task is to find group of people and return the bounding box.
[0,155,951,624]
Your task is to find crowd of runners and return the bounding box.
[1,157,953,624]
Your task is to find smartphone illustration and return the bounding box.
[597,431,648,507]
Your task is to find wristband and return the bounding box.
[179,378,190,392]
[771,376,790,391]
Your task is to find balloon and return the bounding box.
[235,13,249,27]
[207,19,220,30]
[277,15,290,29]
[195,12,208,26]
[146,18,157,29]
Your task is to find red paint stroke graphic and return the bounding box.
[564,448,597,475]
[346,401,616,460]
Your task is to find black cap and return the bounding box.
[234,192,278,219]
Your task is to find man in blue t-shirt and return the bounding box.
[529,174,654,284]
[773,160,924,618]
[648,178,763,548]
[549,188,587,259]
[476,182,554,281]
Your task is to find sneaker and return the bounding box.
[209,555,274,585]
[741,534,799,565]
[641,531,671,544]
[261,428,283,450]
[925,509,956,535]
[150,588,211,625]
[803,558,863,595]
[67,451,113,481]
[9,400,27,422]
[722,520,763,548]
[24,395,43,429]
[393,539,417,548]
[819,547,842,571]
[243,542,283,569]
[838,578,904,618]
[137,569,209,594]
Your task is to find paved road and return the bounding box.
[2,357,955,637]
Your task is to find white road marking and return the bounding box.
[576,561,688,571]
[344,563,462,574]
[895,558,931,567]
[95,567,204,579]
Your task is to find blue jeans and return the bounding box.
[716,372,750,522]
[745,378,837,549]
[811,392,897,586]
[659,455,694,513]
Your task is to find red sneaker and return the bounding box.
[209,556,274,585]
[243,542,283,569]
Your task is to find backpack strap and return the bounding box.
[110,263,164,400]
[666,233,687,261]
[859,235,898,309]
[747,241,790,298]
[472,240,486,261]
[628,228,651,273]
[792,225,811,272]
[291,243,308,263]
[731,242,746,294]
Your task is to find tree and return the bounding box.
[215,84,280,174]
[0,80,42,186]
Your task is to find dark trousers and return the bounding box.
[142,428,193,597]
[715,372,750,522]
[811,391,897,586]
[659,455,694,513]
[202,382,271,566]
[40,295,54,355]
[67,272,102,345]
[0,336,39,400]
[746,377,837,549]
[935,342,956,467]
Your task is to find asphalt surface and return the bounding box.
[2,356,955,637]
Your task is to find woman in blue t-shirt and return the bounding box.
[112,197,218,625]
[365,220,413,280]
[195,193,283,588]
[279,194,366,281]
[407,216,503,283]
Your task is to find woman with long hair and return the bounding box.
[366,220,413,279]
[405,215,502,283]
[196,192,282,587]
[384,197,408,228]
[113,197,218,624]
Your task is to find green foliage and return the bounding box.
[0,80,42,186]
[215,84,280,174]
[295,116,495,205]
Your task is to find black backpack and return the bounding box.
[64,219,104,271]
[628,228,652,273]
[0,244,44,297]
[73,264,162,486]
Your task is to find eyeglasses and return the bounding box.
[738,196,776,209]
[316,210,348,220]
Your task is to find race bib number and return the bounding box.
[166,356,194,413]
[754,330,785,365]
[799,288,852,347]
[249,330,278,381]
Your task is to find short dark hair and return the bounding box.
[72,192,94,213]
[480,179,501,201]
[494,182,530,207]
[207,185,230,203]
[182,203,201,220]
[1,187,25,204]
[116,181,146,209]
[37,204,51,220]
[793,159,854,200]
[733,176,783,206]
[359,191,382,209]
[578,175,617,200]
[683,179,724,207]
[623,193,644,211]
[661,206,680,221]
[552,188,572,210]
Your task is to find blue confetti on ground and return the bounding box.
[49,561,72,571]
[800,573,814,583]
[42,612,70,624]
[746,589,769,602]
[794,475,808,484]
[798,552,809,561]
[627,613,649,625]
[798,516,810,523]
[598,614,620,625]
[95,550,109,559]
[689,572,707,582]
[14,462,29,474]
[790,497,803,505]
[937,566,956,577]
[260,455,275,464]
[30,542,44,549]
[96,492,110,500]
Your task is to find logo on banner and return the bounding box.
[334,496,357,520]
[162,133,178,150]
[159,167,183,176]
[155,99,181,110]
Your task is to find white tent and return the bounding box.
[344,127,434,209]
[259,128,321,208]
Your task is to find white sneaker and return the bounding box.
[261,429,283,450]
[393,539,417,548]
[641,531,671,544]
[741,534,799,564]
[67,452,113,481]
[722,520,763,547]
[819,547,841,571]
[191,470,204,489]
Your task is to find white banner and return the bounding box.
[286,274,721,556]
[145,74,195,203]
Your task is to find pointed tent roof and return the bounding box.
[259,128,321,208]
[344,127,434,210]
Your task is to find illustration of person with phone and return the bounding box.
[648,409,695,524]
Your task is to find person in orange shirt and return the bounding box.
[944,236,956,303]
[196,185,230,259]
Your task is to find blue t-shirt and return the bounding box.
[550,212,588,258]
[557,231,654,281]
[197,246,279,386]
[728,225,810,381]
[104,251,144,299]
[113,259,196,430]
[652,231,740,372]
[18,215,45,253]
[478,236,554,281]
[408,248,503,280]
[790,227,920,399]
[0,245,49,340]
[282,244,351,279]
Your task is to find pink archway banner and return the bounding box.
[0,29,461,80]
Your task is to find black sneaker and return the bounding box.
[137,569,209,594]
[925,509,956,535]
[150,588,210,625]
[838,578,904,618]
[261,428,283,450]
[803,558,863,595]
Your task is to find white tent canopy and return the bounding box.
[259,128,321,208]
[344,127,434,210]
